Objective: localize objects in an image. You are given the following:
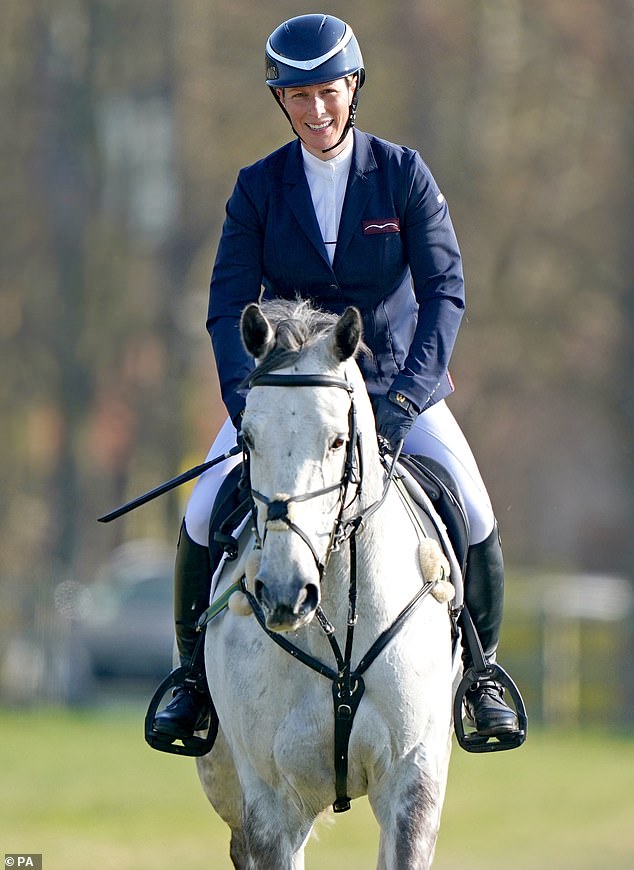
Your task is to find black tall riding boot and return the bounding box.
[152,521,212,738]
[462,522,519,736]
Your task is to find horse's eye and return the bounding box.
[330,436,345,451]
[241,431,254,451]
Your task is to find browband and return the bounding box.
[248,372,353,392]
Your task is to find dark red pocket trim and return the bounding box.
[362,218,401,235]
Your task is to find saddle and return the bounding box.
[396,454,469,578]
[207,461,252,563]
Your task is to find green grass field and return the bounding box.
[1,705,633,869]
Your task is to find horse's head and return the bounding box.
[239,300,367,632]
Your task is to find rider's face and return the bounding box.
[277,77,356,159]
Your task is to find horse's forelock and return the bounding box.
[239,299,367,391]
[262,299,338,342]
[275,318,309,351]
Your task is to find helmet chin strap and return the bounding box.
[320,91,359,154]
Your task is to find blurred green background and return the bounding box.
[1,0,633,866]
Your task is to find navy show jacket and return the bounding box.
[207,129,465,422]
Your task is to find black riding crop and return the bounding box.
[97,444,242,523]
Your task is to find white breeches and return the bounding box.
[184,400,494,548]
[403,400,494,544]
[184,417,243,546]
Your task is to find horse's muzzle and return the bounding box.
[254,574,320,632]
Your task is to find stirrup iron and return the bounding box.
[453,661,527,753]
[145,667,218,757]
[454,606,527,753]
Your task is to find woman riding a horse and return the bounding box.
[152,13,519,747]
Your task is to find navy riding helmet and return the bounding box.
[265,14,365,152]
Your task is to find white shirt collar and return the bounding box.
[301,135,354,176]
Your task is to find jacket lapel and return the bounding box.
[283,141,331,268]
[333,131,377,268]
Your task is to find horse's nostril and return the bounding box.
[255,575,319,619]
[254,578,268,607]
[299,583,319,615]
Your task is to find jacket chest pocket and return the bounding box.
[346,222,405,294]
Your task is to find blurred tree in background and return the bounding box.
[1,0,632,644]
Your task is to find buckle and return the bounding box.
[453,662,527,753]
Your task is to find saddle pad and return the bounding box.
[397,454,470,575]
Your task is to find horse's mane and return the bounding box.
[240,299,366,387]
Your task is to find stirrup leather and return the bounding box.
[145,667,218,757]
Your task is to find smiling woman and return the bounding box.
[265,13,364,155]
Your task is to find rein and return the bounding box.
[242,369,436,812]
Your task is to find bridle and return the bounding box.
[241,368,437,812]
[246,372,361,580]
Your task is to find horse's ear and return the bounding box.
[241,304,275,359]
[331,306,362,362]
